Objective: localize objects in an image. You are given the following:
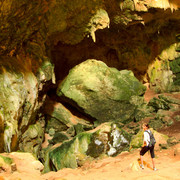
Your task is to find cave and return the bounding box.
[50,8,180,83]
[0,0,180,178]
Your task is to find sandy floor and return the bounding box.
[0,143,179,180]
[42,143,180,180]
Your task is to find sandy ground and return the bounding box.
[0,143,180,180]
[41,143,180,180]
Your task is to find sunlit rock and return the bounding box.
[147,41,180,93]
[9,152,44,173]
[57,59,146,125]
[0,154,13,173]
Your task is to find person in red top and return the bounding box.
[140,123,156,171]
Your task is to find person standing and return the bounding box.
[140,123,156,171]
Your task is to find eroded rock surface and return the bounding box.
[43,122,130,172]
[57,59,146,124]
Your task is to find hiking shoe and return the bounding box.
[140,164,144,169]
[153,167,157,171]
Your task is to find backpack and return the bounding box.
[145,130,156,147]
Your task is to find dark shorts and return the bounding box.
[140,146,155,158]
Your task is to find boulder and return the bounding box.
[147,94,180,130]
[57,60,146,125]
[0,154,13,173]
[43,122,130,172]
[148,97,171,112]
[43,98,92,146]
[44,99,91,131]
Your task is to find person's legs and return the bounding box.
[140,146,148,169]
[150,146,156,170]
[140,155,144,168]
[152,158,155,169]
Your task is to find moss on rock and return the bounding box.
[19,122,44,158]
[57,60,146,124]
[44,123,130,172]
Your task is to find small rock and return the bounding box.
[130,160,140,171]
[159,143,168,149]
[11,163,17,172]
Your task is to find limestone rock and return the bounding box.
[0,53,54,153]
[43,123,130,172]
[8,152,44,176]
[0,154,13,173]
[43,98,92,141]
[18,122,44,158]
[86,9,110,42]
[44,99,91,130]
[147,95,180,128]
[47,1,109,45]
[148,97,170,112]
[148,42,180,93]
[57,59,146,124]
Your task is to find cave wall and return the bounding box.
[0,0,180,154]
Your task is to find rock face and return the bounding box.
[57,59,146,124]
[148,38,180,93]
[43,98,92,146]
[46,0,109,45]
[0,53,54,154]
[44,123,130,172]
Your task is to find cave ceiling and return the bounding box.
[0,0,180,81]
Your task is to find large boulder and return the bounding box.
[43,122,130,172]
[57,59,146,125]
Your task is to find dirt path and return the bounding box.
[1,143,179,180]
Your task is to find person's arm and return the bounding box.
[143,131,148,147]
[143,140,147,147]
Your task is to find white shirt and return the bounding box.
[144,130,150,146]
